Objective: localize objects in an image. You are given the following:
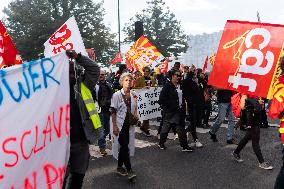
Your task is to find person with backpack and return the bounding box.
[232,94,273,170]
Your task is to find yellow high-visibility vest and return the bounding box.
[81,82,101,129]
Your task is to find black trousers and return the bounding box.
[118,124,132,171]
[275,148,284,189]
[189,105,202,141]
[158,111,177,135]
[234,111,264,163]
[261,107,269,126]
[159,116,188,148]
[63,141,90,189]
[203,101,211,125]
[63,173,85,189]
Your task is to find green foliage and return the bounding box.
[123,0,188,58]
[3,0,117,63]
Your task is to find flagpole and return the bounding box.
[257,11,261,22]
[118,0,121,53]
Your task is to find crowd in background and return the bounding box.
[63,51,275,188]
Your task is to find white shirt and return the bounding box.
[110,88,137,159]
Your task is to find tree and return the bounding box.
[123,0,188,58]
[3,0,117,63]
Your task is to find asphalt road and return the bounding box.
[83,122,283,189]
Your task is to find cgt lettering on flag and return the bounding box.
[44,16,87,58]
[227,28,274,92]
[49,24,73,55]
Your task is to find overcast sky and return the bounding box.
[1,0,284,37]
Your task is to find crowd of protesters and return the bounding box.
[41,50,280,188]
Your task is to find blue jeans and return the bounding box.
[98,113,110,149]
[210,103,235,140]
[275,148,284,189]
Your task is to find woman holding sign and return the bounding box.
[134,66,156,137]
[110,72,138,181]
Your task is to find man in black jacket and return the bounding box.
[158,69,193,152]
[64,50,100,189]
[181,66,204,148]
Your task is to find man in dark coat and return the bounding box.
[63,50,100,189]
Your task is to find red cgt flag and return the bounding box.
[0,21,22,68]
[208,20,284,99]
[111,51,123,65]
[202,56,208,73]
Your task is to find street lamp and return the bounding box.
[118,0,121,52]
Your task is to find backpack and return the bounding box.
[231,92,242,118]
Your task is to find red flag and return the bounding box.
[268,76,284,119]
[0,21,22,68]
[159,58,169,73]
[125,35,164,73]
[208,20,284,99]
[111,51,123,65]
[202,56,208,73]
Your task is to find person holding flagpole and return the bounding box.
[269,57,284,188]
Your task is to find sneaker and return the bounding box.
[127,170,137,180]
[259,162,273,170]
[145,130,151,137]
[227,139,237,145]
[141,128,151,137]
[157,133,160,140]
[195,139,203,148]
[100,148,108,156]
[182,146,194,152]
[203,124,210,129]
[240,125,248,131]
[209,131,218,142]
[232,152,244,163]
[174,134,179,140]
[158,143,167,150]
[260,124,270,128]
[117,167,127,176]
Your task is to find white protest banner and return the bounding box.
[0,53,70,188]
[135,87,162,121]
[44,16,87,58]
